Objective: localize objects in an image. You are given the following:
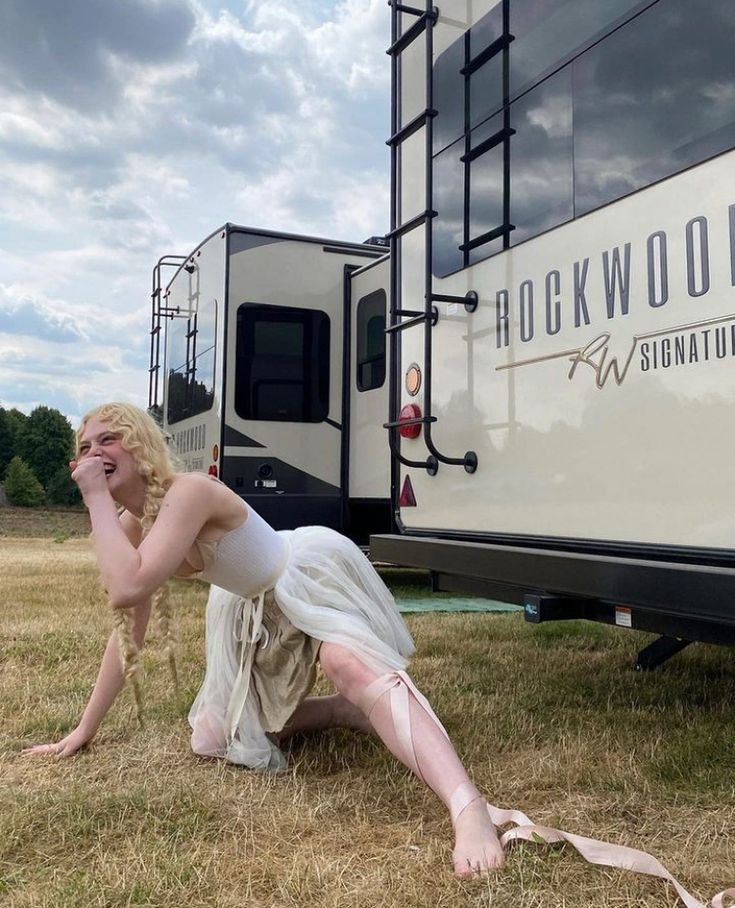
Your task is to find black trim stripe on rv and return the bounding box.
[369,534,735,628]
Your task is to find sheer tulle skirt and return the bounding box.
[187,526,415,770]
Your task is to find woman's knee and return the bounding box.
[319,643,376,699]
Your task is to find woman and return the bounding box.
[23,402,503,877]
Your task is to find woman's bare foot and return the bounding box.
[453,797,505,877]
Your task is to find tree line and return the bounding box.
[0,405,81,507]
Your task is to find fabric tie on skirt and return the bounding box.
[223,536,292,747]
[224,589,266,744]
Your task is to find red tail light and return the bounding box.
[398,403,422,439]
[208,464,218,477]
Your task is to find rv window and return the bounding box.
[356,290,386,392]
[166,298,216,424]
[572,1,735,216]
[433,0,651,157]
[432,0,735,277]
[235,304,330,422]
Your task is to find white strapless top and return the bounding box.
[186,505,289,599]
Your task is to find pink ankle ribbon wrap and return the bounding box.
[360,671,734,908]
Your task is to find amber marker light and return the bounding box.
[405,363,421,397]
[212,444,219,461]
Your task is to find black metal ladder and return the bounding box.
[148,255,187,411]
[459,0,515,263]
[385,0,479,476]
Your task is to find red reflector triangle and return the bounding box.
[399,474,417,507]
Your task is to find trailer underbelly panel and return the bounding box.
[370,534,735,632]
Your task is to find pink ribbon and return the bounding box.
[360,671,734,908]
[488,805,735,908]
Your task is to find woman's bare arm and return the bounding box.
[73,459,225,608]
[22,596,152,757]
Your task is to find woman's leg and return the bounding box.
[279,694,373,739]
[318,642,504,877]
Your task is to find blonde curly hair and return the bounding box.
[76,403,179,723]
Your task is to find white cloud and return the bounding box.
[0,285,88,343]
[0,0,392,419]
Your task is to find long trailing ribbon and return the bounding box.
[360,670,734,908]
[490,805,735,908]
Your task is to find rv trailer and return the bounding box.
[148,224,392,544]
[371,0,735,665]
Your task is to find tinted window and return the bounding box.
[508,67,573,244]
[235,304,330,422]
[434,136,466,274]
[432,0,650,156]
[433,36,466,155]
[467,111,506,258]
[468,3,505,131]
[432,0,735,277]
[356,290,386,392]
[166,298,216,424]
[573,0,735,215]
[508,0,651,97]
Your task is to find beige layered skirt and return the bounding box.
[187,526,415,770]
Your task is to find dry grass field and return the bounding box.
[1,536,733,908]
[0,507,90,539]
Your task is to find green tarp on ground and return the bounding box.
[396,597,521,614]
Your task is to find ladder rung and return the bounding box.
[148,365,160,375]
[431,291,479,311]
[461,126,515,163]
[383,415,438,429]
[387,108,437,147]
[459,223,515,252]
[389,1,425,16]
[385,306,439,334]
[394,308,425,318]
[387,10,437,57]
[387,209,436,239]
[385,315,429,334]
[461,33,515,76]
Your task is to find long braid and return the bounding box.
[110,508,179,722]
[78,403,180,728]
[139,470,179,692]
[108,464,168,725]
[112,608,144,726]
[153,585,178,690]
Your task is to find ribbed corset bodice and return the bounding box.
[189,505,288,598]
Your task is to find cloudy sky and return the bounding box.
[0,0,391,425]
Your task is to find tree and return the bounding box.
[4,456,45,507]
[19,406,74,490]
[46,464,82,506]
[0,408,13,478]
[6,408,28,451]
[0,408,28,478]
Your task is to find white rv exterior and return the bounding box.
[149,226,391,542]
[371,0,735,654]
